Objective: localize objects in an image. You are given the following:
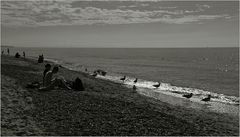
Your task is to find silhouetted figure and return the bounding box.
[153,82,160,88]
[15,52,20,58]
[43,64,51,86]
[72,77,85,91]
[1,51,4,54]
[134,78,138,83]
[183,93,193,99]
[120,76,126,83]
[133,85,137,91]
[85,68,88,72]
[38,54,44,63]
[7,48,9,55]
[202,95,211,102]
[23,51,25,58]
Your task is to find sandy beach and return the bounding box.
[1,55,239,136]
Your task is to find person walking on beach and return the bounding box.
[7,48,9,55]
[39,66,71,91]
[23,51,25,58]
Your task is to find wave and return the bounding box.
[96,75,239,106]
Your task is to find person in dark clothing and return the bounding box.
[43,64,51,86]
[15,52,20,58]
[23,51,25,58]
[38,54,44,63]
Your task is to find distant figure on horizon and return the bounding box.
[85,68,88,72]
[202,95,211,102]
[43,64,52,86]
[153,82,160,88]
[15,52,20,58]
[23,51,25,58]
[39,66,71,91]
[1,50,4,54]
[38,54,44,63]
[7,48,9,55]
[120,76,126,83]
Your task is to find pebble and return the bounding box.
[26,97,33,104]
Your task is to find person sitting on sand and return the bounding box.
[43,64,51,86]
[15,52,20,58]
[39,66,71,91]
[38,54,44,63]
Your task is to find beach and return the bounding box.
[1,55,239,136]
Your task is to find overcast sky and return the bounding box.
[1,0,239,48]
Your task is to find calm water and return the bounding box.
[5,47,239,110]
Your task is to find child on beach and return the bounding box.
[39,66,71,91]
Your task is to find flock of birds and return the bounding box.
[89,70,211,102]
[119,75,211,102]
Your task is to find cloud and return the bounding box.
[1,1,234,27]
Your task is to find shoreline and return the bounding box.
[1,55,239,136]
[4,47,239,97]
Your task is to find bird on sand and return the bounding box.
[120,76,126,83]
[133,78,138,83]
[153,82,160,88]
[182,93,193,99]
[202,95,211,102]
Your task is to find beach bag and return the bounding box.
[72,77,84,91]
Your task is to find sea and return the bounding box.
[4,47,239,115]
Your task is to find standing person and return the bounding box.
[43,64,51,86]
[7,48,9,55]
[1,50,4,54]
[23,51,25,58]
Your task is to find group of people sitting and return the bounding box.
[38,54,44,63]
[39,64,71,91]
[28,63,85,91]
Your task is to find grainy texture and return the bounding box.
[1,55,239,136]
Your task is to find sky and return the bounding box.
[1,0,239,48]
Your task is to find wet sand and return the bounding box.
[1,55,239,136]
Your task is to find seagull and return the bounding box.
[133,78,138,83]
[183,93,193,99]
[202,95,211,102]
[153,82,160,88]
[120,76,126,83]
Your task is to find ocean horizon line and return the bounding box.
[3,46,239,49]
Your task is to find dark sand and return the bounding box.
[1,55,239,136]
